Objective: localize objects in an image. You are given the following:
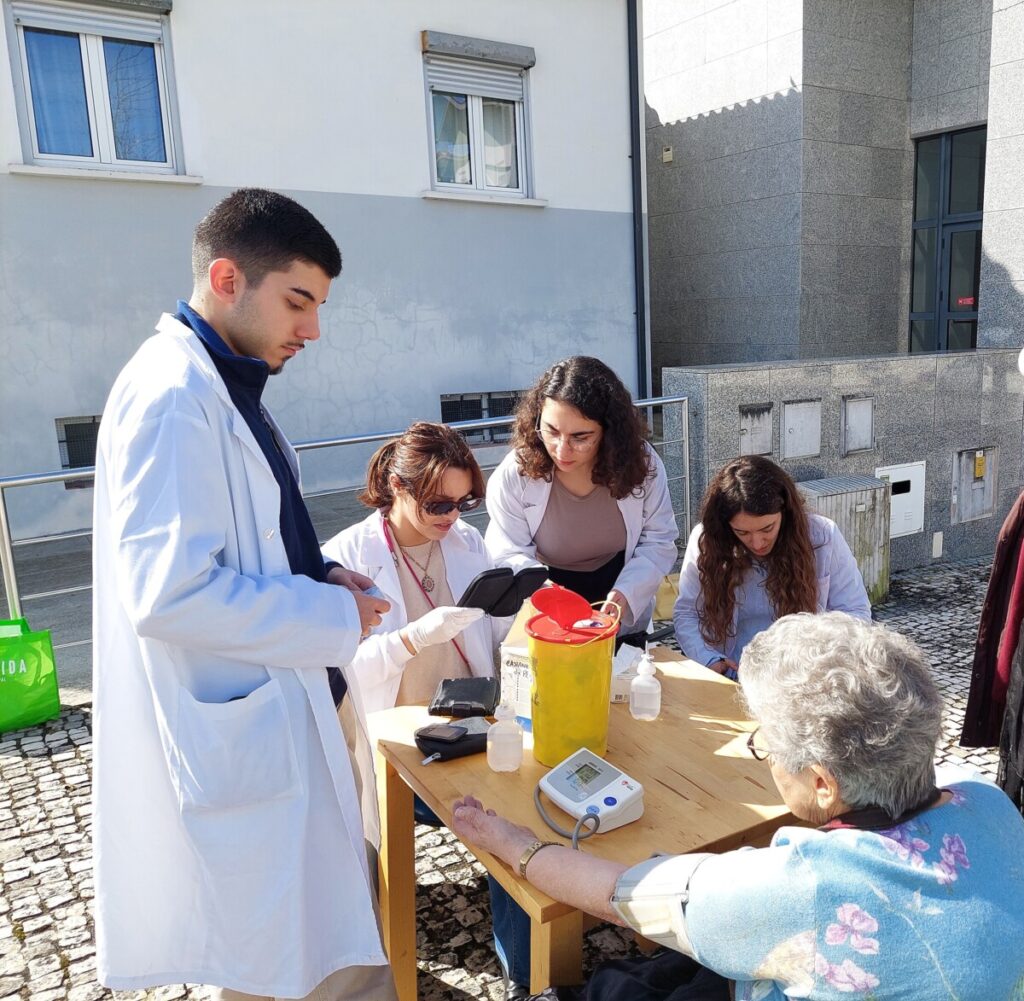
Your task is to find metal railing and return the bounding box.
[0,395,689,624]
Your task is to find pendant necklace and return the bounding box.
[401,540,436,593]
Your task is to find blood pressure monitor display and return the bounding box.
[567,760,609,796]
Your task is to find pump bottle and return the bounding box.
[629,650,661,721]
[487,702,524,771]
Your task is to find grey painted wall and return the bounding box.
[0,175,636,538]
[663,348,1022,571]
[910,0,992,136]
[977,0,1024,350]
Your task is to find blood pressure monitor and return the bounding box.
[538,748,644,834]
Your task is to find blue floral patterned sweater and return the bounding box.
[682,781,1024,1000]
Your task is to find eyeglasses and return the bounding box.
[535,424,600,453]
[746,728,773,762]
[421,496,483,517]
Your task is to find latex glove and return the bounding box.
[401,606,484,655]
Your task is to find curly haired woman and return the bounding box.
[485,355,678,645]
[674,455,870,678]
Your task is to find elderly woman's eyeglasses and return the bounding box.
[535,424,599,453]
[746,728,773,762]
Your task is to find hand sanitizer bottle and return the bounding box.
[487,702,524,772]
[629,650,661,721]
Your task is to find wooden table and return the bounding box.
[369,650,794,1000]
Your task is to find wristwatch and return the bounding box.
[517,839,559,878]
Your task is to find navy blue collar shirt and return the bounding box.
[175,301,347,705]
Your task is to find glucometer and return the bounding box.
[535,747,644,846]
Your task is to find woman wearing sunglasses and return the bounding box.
[322,422,501,714]
[486,356,678,644]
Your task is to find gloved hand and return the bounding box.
[401,606,485,655]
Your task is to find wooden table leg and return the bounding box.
[529,909,583,994]
[378,757,417,1001]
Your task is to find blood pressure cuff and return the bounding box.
[609,852,714,957]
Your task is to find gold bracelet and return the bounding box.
[517,840,559,879]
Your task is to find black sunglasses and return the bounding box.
[421,496,483,517]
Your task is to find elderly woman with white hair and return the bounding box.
[453,612,1024,1001]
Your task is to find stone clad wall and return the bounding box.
[664,348,1023,570]
[977,1,1024,349]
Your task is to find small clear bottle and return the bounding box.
[487,702,524,772]
[629,651,661,721]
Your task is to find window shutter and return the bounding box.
[425,55,524,101]
[11,1,164,42]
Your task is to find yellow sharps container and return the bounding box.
[526,585,620,767]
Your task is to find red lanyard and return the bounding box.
[380,515,472,672]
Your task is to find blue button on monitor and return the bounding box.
[603,796,617,806]
[586,805,600,815]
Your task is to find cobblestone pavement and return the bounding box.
[0,557,1002,1001]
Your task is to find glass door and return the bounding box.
[940,223,981,350]
[909,126,985,352]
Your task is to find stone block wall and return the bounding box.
[910,0,992,135]
[977,0,1024,349]
[664,348,1023,570]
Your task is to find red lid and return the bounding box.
[525,610,619,645]
[530,584,593,628]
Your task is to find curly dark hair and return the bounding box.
[510,356,650,499]
[696,455,818,648]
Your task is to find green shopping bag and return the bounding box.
[0,618,61,733]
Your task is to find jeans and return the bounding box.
[488,874,532,987]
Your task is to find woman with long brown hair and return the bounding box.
[485,356,678,644]
[673,455,870,678]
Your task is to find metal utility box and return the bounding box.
[842,396,874,455]
[798,475,890,604]
[739,404,773,456]
[875,461,926,538]
[951,447,998,524]
[782,400,822,459]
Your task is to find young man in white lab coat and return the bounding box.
[91,188,395,1000]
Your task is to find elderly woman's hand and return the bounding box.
[451,796,539,868]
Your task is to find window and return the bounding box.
[422,31,535,198]
[55,415,100,489]
[909,127,985,352]
[440,391,522,444]
[7,0,179,173]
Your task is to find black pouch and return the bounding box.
[414,722,488,761]
[427,676,500,718]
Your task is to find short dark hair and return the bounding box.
[192,187,342,287]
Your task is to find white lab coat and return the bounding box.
[322,512,506,715]
[91,315,387,997]
[484,444,679,629]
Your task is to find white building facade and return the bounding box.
[0,0,645,538]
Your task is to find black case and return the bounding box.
[457,566,549,617]
[427,676,500,718]
[414,725,487,761]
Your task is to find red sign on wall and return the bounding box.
[957,296,976,307]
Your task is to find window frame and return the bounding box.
[423,51,533,200]
[5,0,182,174]
[909,126,985,353]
